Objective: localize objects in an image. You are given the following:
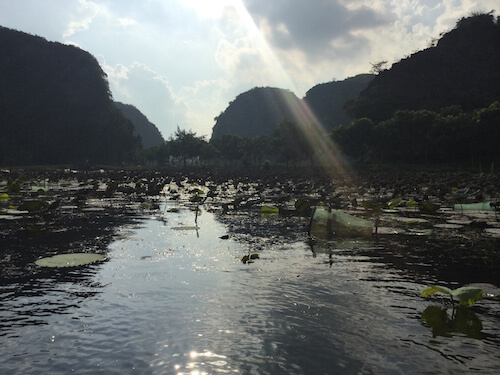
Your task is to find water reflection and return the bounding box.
[0,268,107,338]
[421,305,483,339]
[172,350,229,375]
[1,203,500,374]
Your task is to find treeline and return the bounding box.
[144,121,316,168]
[332,13,500,167]
[146,101,500,168]
[332,102,500,164]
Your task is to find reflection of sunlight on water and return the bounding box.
[172,350,230,375]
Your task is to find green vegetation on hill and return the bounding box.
[114,102,165,149]
[211,75,374,140]
[333,13,500,165]
[210,87,305,139]
[347,13,500,122]
[304,74,374,131]
[0,26,141,166]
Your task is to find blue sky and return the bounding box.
[0,0,497,139]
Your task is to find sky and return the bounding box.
[0,1,498,140]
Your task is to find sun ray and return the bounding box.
[230,1,356,184]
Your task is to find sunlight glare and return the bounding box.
[230,1,354,181]
[182,0,236,19]
[187,0,354,181]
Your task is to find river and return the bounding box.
[1,203,499,374]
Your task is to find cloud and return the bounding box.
[244,0,387,57]
[101,60,190,138]
[1,0,498,138]
[63,0,100,38]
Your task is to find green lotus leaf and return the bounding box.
[421,285,452,297]
[387,197,402,209]
[406,200,419,208]
[18,200,46,212]
[450,287,483,306]
[419,202,439,214]
[35,253,106,267]
[261,205,279,214]
[362,201,382,213]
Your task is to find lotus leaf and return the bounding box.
[406,200,419,208]
[450,287,483,307]
[421,285,452,297]
[261,205,279,214]
[35,253,106,267]
[18,200,46,212]
[421,285,483,306]
[419,202,439,214]
[387,197,402,209]
[171,226,199,230]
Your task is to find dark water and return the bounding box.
[1,206,500,374]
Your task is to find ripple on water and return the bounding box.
[1,206,499,374]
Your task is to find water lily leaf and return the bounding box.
[421,285,452,297]
[451,287,483,306]
[261,205,279,214]
[35,253,106,267]
[190,194,204,202]
[0,193,9,200]
[294,199,311,216]
[18,200,46,212]
[362,201,382,213]
[387,197,402,209]
[7,181,21,194]
[406,200,419,208]
[419,202,439,214]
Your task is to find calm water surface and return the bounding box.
[1,206,499,374]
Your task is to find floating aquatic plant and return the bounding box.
[421,285,483,307]
[387,197,402,209]
[241,253,259,264]
[261,205,279,214]
[35,253,106,267]
[419,202,440,214]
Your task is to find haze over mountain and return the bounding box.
[114,102,165,149]
[0,26,140,165]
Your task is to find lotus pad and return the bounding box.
[35,253,106,267]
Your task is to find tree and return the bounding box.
[210,135,243,166]
[273,119,312,166]
[168,127,206,167]
[370,60,388,74]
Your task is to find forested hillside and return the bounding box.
[0,26,141,166]
[211,75,374,139]
[334,13,500,165]
[210,87,306,139]
[114,102,164,149]
[304,74,374,131]
[347,13,500,122]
